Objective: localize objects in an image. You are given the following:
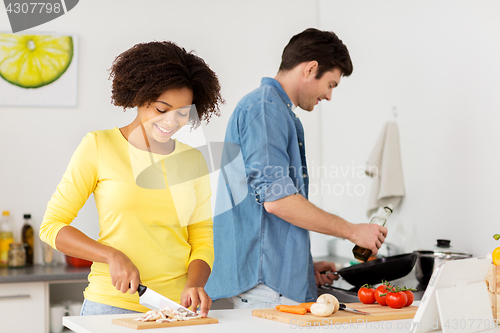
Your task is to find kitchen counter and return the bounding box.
[62,306,500,333]
[64,305,500,333]
[0,264,90,283]
[63,308,418,333]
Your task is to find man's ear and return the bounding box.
[303,61,319,79]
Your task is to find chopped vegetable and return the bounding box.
[494,234,500,241]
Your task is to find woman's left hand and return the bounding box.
[180,285,212,318]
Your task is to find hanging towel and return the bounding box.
[366,121,405,217]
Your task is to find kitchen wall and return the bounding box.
[0,0,321,263]
[1,0,499,264]
[314,0,500,258]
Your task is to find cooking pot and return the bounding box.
[333,253,417,286]
[414,239,472,285]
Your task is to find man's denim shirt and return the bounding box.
[205,77,316,303]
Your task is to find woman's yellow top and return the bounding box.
[40,128,214,312]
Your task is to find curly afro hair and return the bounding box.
[109,41,223,128]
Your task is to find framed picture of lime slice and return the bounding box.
[0,33,77,107]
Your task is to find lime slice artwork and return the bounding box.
[0,34,73,89]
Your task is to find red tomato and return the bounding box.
[358,287,376,304]
[403,290,414,307]
[374,285,388,306]
[386,291,408,309]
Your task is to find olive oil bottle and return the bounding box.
[21,214,34,266]
[0,211,14,267]
[352,205,393,262]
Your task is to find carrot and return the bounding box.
[299,302,315,312]
[276,305,307,315]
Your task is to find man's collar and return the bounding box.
[261,77,295,112]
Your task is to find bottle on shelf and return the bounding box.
[21,214,34,266]
[0,211,15,268]
[352,204,394,262]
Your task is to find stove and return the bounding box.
[314,255,427,303]
[317,272,427,303]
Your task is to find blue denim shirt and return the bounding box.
[205,77,317,303]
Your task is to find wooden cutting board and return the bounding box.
[112,316,218,329]
[252,303,418,327]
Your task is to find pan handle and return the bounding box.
[320,270,339,277]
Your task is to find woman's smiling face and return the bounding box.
[137,87,194,145]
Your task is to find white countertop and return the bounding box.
[63,306,500,333]
[61,307,420,333]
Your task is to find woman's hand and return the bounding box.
[108,250,141,294]
[180,285,212,318]
[181,259,212,317]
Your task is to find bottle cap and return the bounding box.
[24,214,31,219]
[2,211,9,216]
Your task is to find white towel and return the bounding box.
[366,121,405,217]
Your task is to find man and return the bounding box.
[205,28,387,308]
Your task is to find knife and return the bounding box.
[339,303,370,315]
[136,284,197,317]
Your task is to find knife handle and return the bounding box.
[128,283,148,296]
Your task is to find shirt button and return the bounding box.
[299,142,303,146]
[295,114,298,118]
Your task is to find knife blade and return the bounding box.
[137,284,197,317]
[339,303,370,315]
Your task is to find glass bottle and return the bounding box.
[8,242,26,268]
[21,214,34,266]
[352,205,393,262]
[0,211,14,268]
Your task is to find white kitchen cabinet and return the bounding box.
[0,281,46,333]
[0,265,90,333]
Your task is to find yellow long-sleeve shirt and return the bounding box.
[40,128,214,312]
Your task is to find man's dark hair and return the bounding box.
[109,41,223,128]
[278,28,353,78]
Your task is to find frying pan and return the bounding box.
[332,253,417,286]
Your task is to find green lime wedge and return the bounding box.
[0,34,73,88]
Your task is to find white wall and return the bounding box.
[2,0,498,265]
[0,0,321,263]
[315,0,500,258]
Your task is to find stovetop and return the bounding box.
[314,255,427,303]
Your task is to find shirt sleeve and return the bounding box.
[239,101,298,205]
[187,152,214,270]
[39,133,99,250]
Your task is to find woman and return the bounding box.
[39,41,223,316]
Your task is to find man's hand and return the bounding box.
[313,261,338,287]
[349,223,387,255]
